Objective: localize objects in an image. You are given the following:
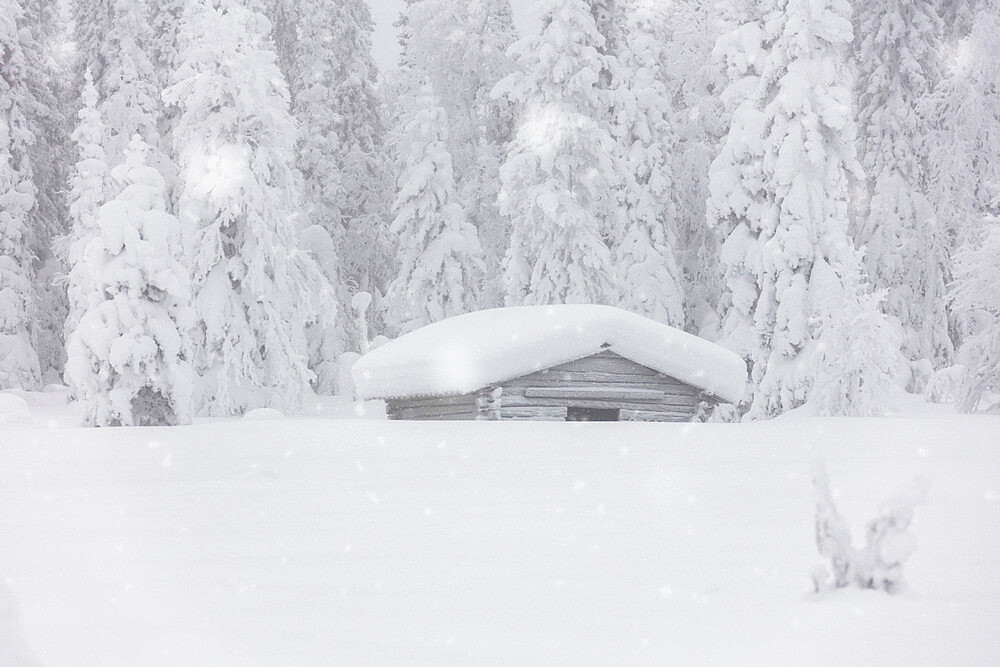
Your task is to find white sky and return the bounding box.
[369,0,544,73]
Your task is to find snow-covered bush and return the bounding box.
[812,464,928,594]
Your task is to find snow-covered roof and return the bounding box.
[352,305,747,404]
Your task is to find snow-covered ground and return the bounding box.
[1,390,998,666]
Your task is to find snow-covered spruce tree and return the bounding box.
[163,0,317,415]
[398,0,518,309]
[150,0,185,77]
[708,0,897,418]
[0,1,41,390]
[807,263,904,417]
[264,0,297,82]
[64,70,109,359]
[21,0,71,381]
[65,135,192,426]
[72,0,111,89]
[706,4,770,382]
[950,220,1000,412]
[924,0,1000,345]
[282,0,344,242]
[280,0,391,299]
[938,0,976,46]
[493,0,618,306]
[98,0,162,169]
[73,0,163,171]
[270,0,365,358]
[854,0,951,369]
[607,2,684,325]
[658,0,730,334]
[383,86,484,335]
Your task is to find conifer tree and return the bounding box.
[288,0,391,296]
[951,220,1000,413]
[937,1,1000,410]
[0,1,41,389]
[64,71,109,352]
[924,0,1000,288]
[99,0,162,168]
[709,0,896,418]
[494,0,618,306]
[150,0,186,78]
[264,0,383,359]
[608,1,684,325]
[383,86,484,334]
[854,0,950,368]
[65,135,192,426]
[22,0,70,379]
[660,0,729,333]
[163,0,317,415]
[402,0,518,306]
[73,0,161,169]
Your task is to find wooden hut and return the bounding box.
[352,305,746,421]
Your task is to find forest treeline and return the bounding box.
[0,0,997,425]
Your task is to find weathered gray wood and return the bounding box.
[620,408,692,422]
[422,413,479,421]
[501,388,699,404]
[388,409,478,421]
[523,386,666,401]
[475,387,502,420]
[391,394,478,409]
[499,406,567,421]
[510,372,697,390]
[385,350,713,422]
[388,401,475,415]
[544,353,662,375]
[387,399,478,420]
[511,370,697,387]
[498,395,699,412]
[511,353,701,394]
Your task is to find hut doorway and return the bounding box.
[566,407,620,422]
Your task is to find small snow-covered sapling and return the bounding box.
[811,463,929,594]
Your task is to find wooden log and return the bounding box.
[500,391,700,412]
[387,402,478,420]
[508,372,699,394]
[499,406,567,421]
[391,393,478,409]
[389,411,478,421]
[620,408,694,422]
[523,386,665,401]
[417,413,479,421]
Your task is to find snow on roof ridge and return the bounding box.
[352,305,747,404]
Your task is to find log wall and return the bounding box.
[495,350,705,421]
[385,350,711,422]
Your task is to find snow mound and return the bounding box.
[0,393,31,424]
[353,305,747,403]
[243,408,286,421]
